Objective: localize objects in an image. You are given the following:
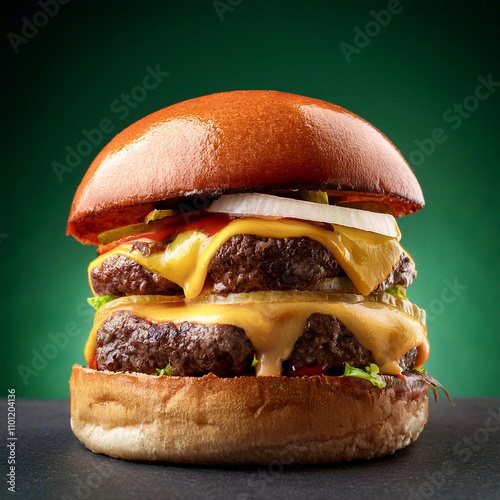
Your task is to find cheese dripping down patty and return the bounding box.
[84,292,429,377]
[88,217,409,299]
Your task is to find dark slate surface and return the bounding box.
[2,398,500,499]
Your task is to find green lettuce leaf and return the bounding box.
[343,363,386,389]
[251,355,258,368]
[156,363,173,376]
[87,295,118,310]
[413,365,427,374]
[385,285,408,300]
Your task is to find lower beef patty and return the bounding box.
[96,311,254,376]
[91,235,416,297]
[95,311,417,376]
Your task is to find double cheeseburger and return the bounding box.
[68,90,448,464]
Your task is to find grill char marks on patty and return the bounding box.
[208,234,344,293]
[95,312,417,377]
[91,255,182,296]
[91,236,416,297]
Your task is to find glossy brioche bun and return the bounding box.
[70,365,428,464]
[67,91,424,245]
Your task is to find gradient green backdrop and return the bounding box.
[1,0,499,399]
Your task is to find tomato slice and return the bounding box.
[88,353,97,370]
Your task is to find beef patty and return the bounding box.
[91,235,416,297]
[208,235,343,293]
[96,311,254,376]
[91,255,182,296]
[284,313,417,373]
[95,311,417,377]
[375,252,416,292]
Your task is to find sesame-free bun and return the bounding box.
[70,365,428,464]
[67,91,424,245]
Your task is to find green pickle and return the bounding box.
[98,210,178,245]
[295,190,329,204]
[144,209,179,223]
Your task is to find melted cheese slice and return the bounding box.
[88,218,405,298]
[85,293,429,377]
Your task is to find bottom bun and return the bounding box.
[70,365,428,464]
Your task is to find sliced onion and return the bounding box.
[95,294,184,322]
[186,290,426,325]
[307,277,356,293]
[144,209,179,223]
[207,194,401,239]
[110,294,184,304]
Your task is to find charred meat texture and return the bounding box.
[208,235,344,293]
[95,312,417,377]
[284,313,417,374]
[284,313,371,371]
[90,255,182,296]
[91,236,416,297]
[95,311,254,376]
[375,252,416,292]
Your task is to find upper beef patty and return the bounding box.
[91,255,182,296]
[91,235,416,297]
[208,235,343,293]
[374,252,416,292]
[95,311,417,377]
[210,235,416,294]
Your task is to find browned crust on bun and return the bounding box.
[70,365,428,464]
[67,91,424,245]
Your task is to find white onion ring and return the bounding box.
[207,193,401,239]
[186,290,426,325]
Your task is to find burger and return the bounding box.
[68,90,448,464]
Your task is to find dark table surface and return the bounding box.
[2,398,500,499]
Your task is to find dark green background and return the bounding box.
[1,0,499,399]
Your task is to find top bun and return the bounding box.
[67,91,424,245]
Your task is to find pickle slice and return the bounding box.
[145,209,179,223]
[98,219,170,245]
[98,210,180,245]
[295,190,329,204]
[95,294,185,323]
